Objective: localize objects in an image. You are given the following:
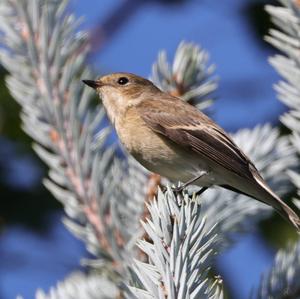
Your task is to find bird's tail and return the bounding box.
[277,199,300,232]
[252,174,300,232]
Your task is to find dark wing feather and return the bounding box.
[136,96,256,180]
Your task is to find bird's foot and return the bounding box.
[159,184,185,196]
[172,185,184,194]
[194,186,208,197]
[172,172,208,195]
[171,185,209,199]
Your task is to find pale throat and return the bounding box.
[101,91,127,126]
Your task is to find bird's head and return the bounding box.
[83,72,160,124]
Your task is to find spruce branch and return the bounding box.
[255,241,300,299]
[266,0,300,206]
[151,41,218,111]
[17,272,120,299]
[0,0,144,285]
[130,187,224,299]
[251,2,300,298]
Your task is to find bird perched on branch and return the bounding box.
[83,73,300,231]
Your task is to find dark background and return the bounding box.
[0,0,296,298]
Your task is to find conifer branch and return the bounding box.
[152,41,218,111]
[130,188,224,299]
[266,0,300,203]
[17,272,120,299]
[255,241,300,299]
[253,2,300,298]
[0,0,144,286]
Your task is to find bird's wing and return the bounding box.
[136,97,256,180]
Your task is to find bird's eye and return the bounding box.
[117,77,129,85]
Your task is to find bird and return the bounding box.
[83,72,300,231]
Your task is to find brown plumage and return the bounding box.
[83,73,300,231]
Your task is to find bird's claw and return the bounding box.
[171,185,185,196]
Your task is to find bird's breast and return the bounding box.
[116,111,177,164]
[115,109,212,184]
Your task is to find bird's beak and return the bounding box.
[82,79,103,89]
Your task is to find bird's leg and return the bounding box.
[173,172,207,193]
[194,186,208,196]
